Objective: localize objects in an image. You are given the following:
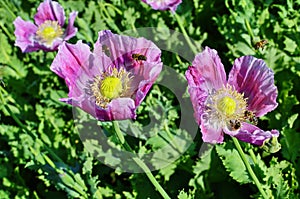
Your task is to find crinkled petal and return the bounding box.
[52,40,134,121]
[133,62,162,106]
[105,98,136,120]
[191,46,227,92]
[64,11,78,40]
[34,0,65,26]
[13,17,38,53]
[228,56,278,117]
[230,122,279,146]
[44,37,64,51]
[141,0,182,12]
[53,31,162,121]
[94,30,161,66]
[200,113,224,143]
[94,30,162,106]
[50,41,92,97]
[61,97,136,121]
[51,40,112,98]
[185,66,209,124]
[60,95,94,117]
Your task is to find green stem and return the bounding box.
[174,13,198,55]
[163,121,180,151]
[98,1,121,34]
[175,54,183,65]
[104,3,123,15]
[112,121,171,199]
[0,22,14,41]
[112,121,132,151]
[248,148,257,165]
[244,19,255,44]
[0,0,17,19]
[232,137,268,199]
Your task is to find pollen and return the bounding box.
[217,96,236,116]
[90,67,132,108]
[100,77,123,99]
[36,20,63,47]
[206,84,248,126]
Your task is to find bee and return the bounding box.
[102,45,111,57]
[244,110,258,125]
[229,119,241,131]
[132,53,147,61]
[254,39,268,50]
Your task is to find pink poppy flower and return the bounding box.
[13,0,77,53]
[185,47,279,146]
[141,0,182,12]
[50,30,162,121]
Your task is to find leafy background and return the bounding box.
[0,0,300,198]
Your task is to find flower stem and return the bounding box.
[232,137,268,199]
[174,13,198,55]
[244,19,255,44]
[103,2,123,15]
[98,1,121,34]
[112,121,133,151]
[248,148,257,165]
[0,0,17,19]
[112,121,171,199]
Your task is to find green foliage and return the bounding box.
[216,142,251,184]
[1,0,300,198]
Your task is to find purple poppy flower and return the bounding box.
[141,0,182,12]
[50,30,162,121]
[185,47,279,146]
[13,0,77,53]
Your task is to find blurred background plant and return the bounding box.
[0,0,299,198]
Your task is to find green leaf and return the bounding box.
[284,36,297,53]
[158,162,177,182]
[287,113,298,128]
[215,142,251,184]
[82,155,93,175]
[107,6,116,17]
[0,32,12,64]
[177,189,193,199]
[0,190,10,199]
[123,191,136,199]
[122,7,140,30]
[5,57,28,79]
[266,158,298,198]
[76,18,94,43]
[281,128,300,162]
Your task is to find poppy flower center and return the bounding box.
[205,85,248,130]
[217,96,236,116]
[100,77,123,99]
[90,67,132,108]
[36,20,63,46]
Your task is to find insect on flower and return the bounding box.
[132,53,147,61]
[51,30,162,121]
[185,47,280,146]
[244,110,258,125]
[229,119,242,131]
[254,39,268,50]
